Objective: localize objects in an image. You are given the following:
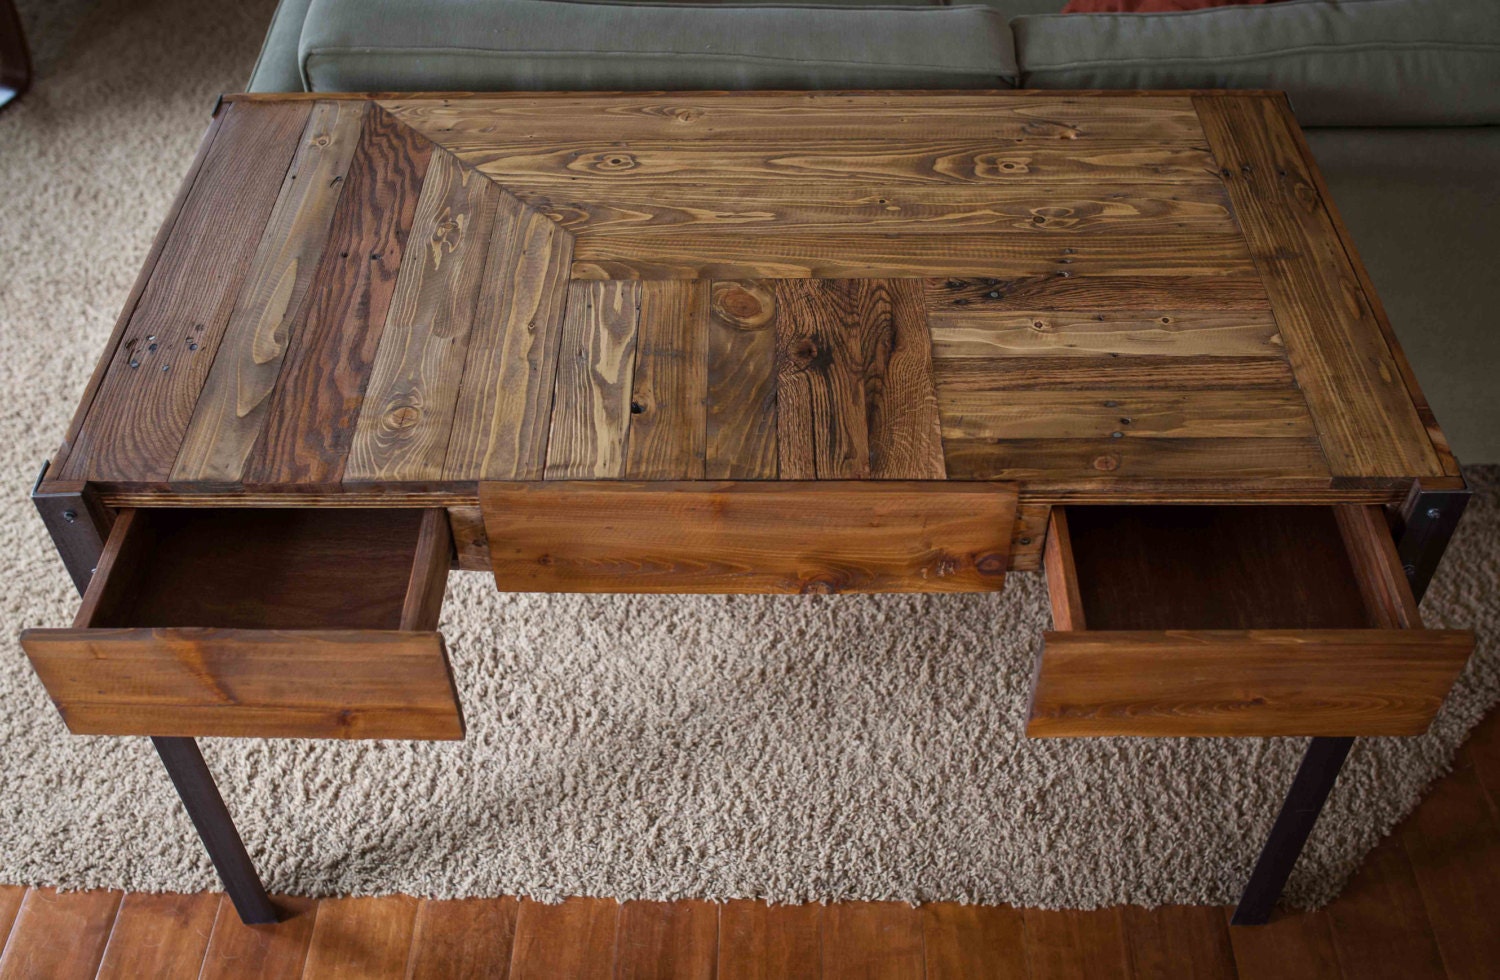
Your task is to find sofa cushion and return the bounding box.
[1016,0,1500,126]
[297,0,1018,92]
[247,0,318,92]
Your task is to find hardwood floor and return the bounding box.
[1,708,1496,979]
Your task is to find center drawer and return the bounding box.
[21,507,464,740]
[1028,504,1474,738]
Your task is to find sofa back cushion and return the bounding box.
[297,0,1018,92]
[1015,0,1500,126]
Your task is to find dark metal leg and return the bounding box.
[0,0,32,111]
[34,462,277,925]
[152,737,279,924]
[1231,481,1471,925]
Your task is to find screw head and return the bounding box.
[1425,507,1442,520]
[61,510,77,524]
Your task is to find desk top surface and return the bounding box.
[42,91,1459,507]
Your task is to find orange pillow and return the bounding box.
[1062,0,1290,11]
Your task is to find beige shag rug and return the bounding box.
[1,0,1497,909]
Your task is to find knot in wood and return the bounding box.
[386,405,421,429]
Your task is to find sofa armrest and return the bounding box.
[247,0,317,93]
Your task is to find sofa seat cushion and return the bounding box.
[1015,0,1500,126]
[296,0,1018,92]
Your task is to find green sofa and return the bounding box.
[246,0,1500,463]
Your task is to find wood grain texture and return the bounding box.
[926,273,1272,313]
[625,281,709,479]
[406,897,519,980]
[301,896,418,980]
[59,101,311,483]
[1118,905,1236,980]
[1028,629,1473,737]
[614,900,717,980]
[443,191,575,480]
[0,887,121,980]
[243,105,434,489]
[706,281,778,479]
[928,309,1282,359]
[509,898,619,980]
[1225,907,1341,980]
[346,148,502,483]
[480,481,1014,594]
[172,100,366,484]
[1325,836,1447,980]
[198,894,319,980]
[938,389,1316,441]
[942,436,1329,487]
[544,280,642,478]
[933,354,1296,392]
[95,891,219,980]
[774,279,944,480]
[1336,504,1421,630]
[717,901,822,980]
[822,901,924,980]
[0,887,23,954]
[1043,508,1083,632]
[402,508,454,632]
[1020,908,1129,980]
[1194,94,1442,478]
[922,903,1027,980]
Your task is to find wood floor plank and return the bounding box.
[442,192,575,480]
[94,891,218,980]
[1467,711,1500,823]
[1194,94,1441,478]
[346,147,502,483]
[1118,905,1236,980]
[172,100,367,484]
[0,887,121,980]
[937,389,1316,442]
[572,232,1256,282]
[613,900,717,980]
[1225,908,1341,980]
[58,101,311,484]
[198,894,318,980]
[1401,744,1500,979]
[822,901,924,980]
[243,105,434,489]
[926,274,1272,313]
[406,896,519,980]
[0,888,23,956]
[922,902,1026,980]
[508,898,619,980]
[1325,836,1446,980]
[927,310,1283,360]
[717,901,822,980]
[706,281,779,479]
[624,281,709,479]
[544,280,642,479]
[300,895,418,980]
[1020,908,1130,980]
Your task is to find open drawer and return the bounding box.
[1028,505,1474,738]
[20,508,463,740]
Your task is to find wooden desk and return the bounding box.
[20,91,1476,925]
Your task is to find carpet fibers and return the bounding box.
[1,0,1497,910]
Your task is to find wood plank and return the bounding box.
[0,887,121,979]
[717,901,822,980]
[1226,908,1341,980]
[933,354,1297,392]
[346,148,501,483]
[198,894,318,980]
[544,280,642,478]
[573,232,1256,281]
[1193,94,1442,478]
[401,508,454,632]
[926,274,1271,313]
[1028,629,1474,737]
[942,436,1329,486]
[1335,504,1422,631]
[406,897,519,980]
[243,105,434,489]
[774,279,944,480]
[1019,908,1129,980]
[706,281,779,479]
[921,903,1027,980]
[1043,509,1083,632]
[480,481,1015,594]
[381,93,1207,142]
[58,102,311,484]
[509,898,619,980]
[938,389,1316,441]
[450,505,491,572]
[442,192,575,480]
[1401,743,1500,979]
[1118,905,1236,980]
[301,895,419,980]
[1325,837,1447,980]
[624,281,709,479]
[614,900,717,980]
[95,891,219,980]
[822,901,924,980]
[21,627,465,740]
[927,310,1282,359]
[171,100,367,484]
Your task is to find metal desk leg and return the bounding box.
[1231,483,1471,925]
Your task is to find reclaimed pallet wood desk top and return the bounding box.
[42,90,1460,517]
